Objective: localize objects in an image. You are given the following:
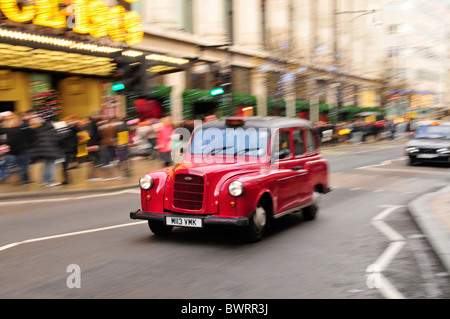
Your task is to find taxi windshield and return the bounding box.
[190,127,270,156]
[413,126,450,140]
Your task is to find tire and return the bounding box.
[243,203,268,243]
[408,157,417,166]
[302,191,320,221]
[148,220,173,236]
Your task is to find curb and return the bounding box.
[407,185,450,274]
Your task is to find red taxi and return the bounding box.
[130,116,330,242]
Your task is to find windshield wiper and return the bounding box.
[234,148,261,156]
[206,146,234,155]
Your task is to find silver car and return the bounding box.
[405,122,450,166]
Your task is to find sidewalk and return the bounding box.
[408,185,450,273]
[0,149,449,273]
[0,156,163,200]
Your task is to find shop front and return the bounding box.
[0,0,191,121]
[0,0,144,118]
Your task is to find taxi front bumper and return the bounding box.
[130,209,249,227]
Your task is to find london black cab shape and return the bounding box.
[130,116,331,242]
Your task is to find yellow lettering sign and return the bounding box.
[88,0,109,38]
[0,0,35,22]
[72,0,91,34]
[0,0,143,46]
[34,0,66,28]
[108,5,127,42]
[124,11,144,46]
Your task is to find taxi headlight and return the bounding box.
[139,175,153,190]
[228,181,244,197]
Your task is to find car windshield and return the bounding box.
[190,127,270,156]
[413,126,450,140]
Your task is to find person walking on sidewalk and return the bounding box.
[147,118,159,160]
[156,116,174,167]
[98,118,118,166]
[116,117,131,178]
[0,112,33,184]
[30,115,61,186]
[54,118,78,185]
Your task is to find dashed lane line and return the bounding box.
[356,157,450,176]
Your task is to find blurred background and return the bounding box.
[0,0,448,125]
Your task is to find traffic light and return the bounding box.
[111,55,143,94]
[210,63,224,96]
[210,87,225,96]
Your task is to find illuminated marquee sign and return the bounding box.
[0,0,143,46]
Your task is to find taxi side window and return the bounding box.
[307,130,317,153]
[293,129,304,156]
[273,130,291,160]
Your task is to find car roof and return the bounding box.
[196,116,313,131]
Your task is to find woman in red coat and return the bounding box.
[156,116,174,167]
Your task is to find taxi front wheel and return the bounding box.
[148,220,173,236]
[243,203,268,243]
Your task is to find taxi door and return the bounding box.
[272,129,308,213]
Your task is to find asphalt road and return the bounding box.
[0,141,449,300]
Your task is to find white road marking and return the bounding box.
[368,205,406,299]
[356,157,449,175]
[0,221,147,253]
[0,189,141,206]
[373,205,402,221]
[374,241,406,272]
[379,274,406,299]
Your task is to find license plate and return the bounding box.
[418,154,438,159]
[165,216,202,228]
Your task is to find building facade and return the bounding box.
[130,0,387,123]
[382,0,450,119]
[0,0,188,120]
[1,0,393,123]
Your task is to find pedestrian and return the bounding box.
[116,117,131,177]
[157,116,174,167]
[0,112,33,184]
[30,115,61,186]
[87,113,102,167]
[134,120,151,157]
[0,143,11,182]
[98,118,118,166]
[147,118,159,160]
[54,118,78,184]
[20,110,38,164]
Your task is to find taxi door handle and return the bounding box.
[292,166,303,170]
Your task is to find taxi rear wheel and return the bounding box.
[302,191,320,220]
[243,203,268,243]
[148,220,173,236]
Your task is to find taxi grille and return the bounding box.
[173,174,204,210]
